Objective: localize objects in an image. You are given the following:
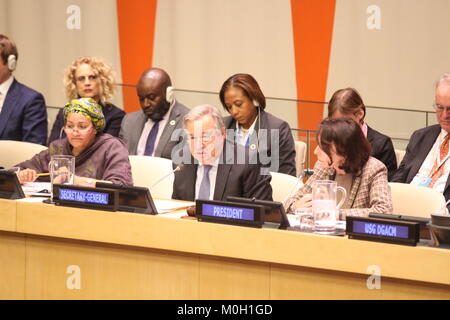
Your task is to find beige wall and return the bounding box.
[0,0,123,108]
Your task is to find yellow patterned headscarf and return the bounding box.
[63,98,105,133]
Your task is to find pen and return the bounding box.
[36,172,51,177]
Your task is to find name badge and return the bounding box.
[418,177,431,187]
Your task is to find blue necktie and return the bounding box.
[144,120,160,156]
[198,165,212,200]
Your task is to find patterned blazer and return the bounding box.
[284,157,393,218]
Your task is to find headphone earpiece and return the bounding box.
[7,55,16,71]
[253,99,259,108]
[166,86,174,104]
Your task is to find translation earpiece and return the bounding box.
[166,86,174,104]
[252,99,259,107]
[7,54,16,71]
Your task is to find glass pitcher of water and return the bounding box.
[312,180,347,234]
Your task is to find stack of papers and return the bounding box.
[21,182,51,197]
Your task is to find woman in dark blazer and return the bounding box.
[327,87,397,181]
[48,57,125,144]
[219,73,296,177]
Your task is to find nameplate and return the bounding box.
[53,184,118,211]
[346,216,420,246]
[196,199,265,228]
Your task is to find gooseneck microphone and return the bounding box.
[149,164,184,190]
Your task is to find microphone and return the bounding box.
[149,164,184,190]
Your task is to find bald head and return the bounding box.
[138,68,172,88]
[136,67,173,121]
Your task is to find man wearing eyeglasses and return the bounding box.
[171,104,273,202]
[392,73,450,209]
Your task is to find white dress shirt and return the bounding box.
[0,75,14,114]
[195,156,220,200]
[137,101,175,156]
[411,129,450,193]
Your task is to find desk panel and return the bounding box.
[0,199,16,231]
[25,236,199,299]
[0,200,449,299]
[0,232,25,299]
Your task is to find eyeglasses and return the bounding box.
[433,104,450,113]
[187,135,215,143]
[64,125,93,133]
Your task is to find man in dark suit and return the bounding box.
[171,104,273,202]
[0,34,47,145]
[119,68,189,159]
[392,73,450,210]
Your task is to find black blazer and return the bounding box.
[392,124,450,209]
[48,102,125,144]
[224,109,297,177]
[172,141,273,202]
[367,126,397,181]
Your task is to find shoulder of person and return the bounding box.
[98,133,127,149]
[363,156,387,175]
[173,100,190,113]
[260,110,291,129]
[14,80,45,100]
[103,103,126,116]
[367,125,391,142]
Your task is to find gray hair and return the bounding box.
[436,73,450,89]
[183,104,225,130]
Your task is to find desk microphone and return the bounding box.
[149,164,184,190]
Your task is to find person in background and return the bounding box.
[219,73,296,176]
[119,67,189,159]
[0,34,47,145]
[328,87,397,180]
[172,104,273,201]
[392,73,450,211]
[48,57,125,144]
[17,98,132,186]
[284,118,392,219]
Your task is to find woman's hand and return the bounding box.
[17,169,38,184]
[294,193,312,209]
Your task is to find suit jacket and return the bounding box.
[391,124,450,210]
[119,100,189,159]
[172,140,273,202]
[0,79,47,145]
[224,109,297,177]
[284,157,392,218]
[367,125,397,181]
[48,103,125,145]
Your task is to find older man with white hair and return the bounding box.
[393,73,450,210]
[171,104,273,202]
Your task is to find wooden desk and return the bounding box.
[1,199,449,299]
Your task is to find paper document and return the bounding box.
[21,182,51,197]
[154,199,194,214]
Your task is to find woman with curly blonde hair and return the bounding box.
[48,57,125,144]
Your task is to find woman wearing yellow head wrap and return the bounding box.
[16,98,133,187]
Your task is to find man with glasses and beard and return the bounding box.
[119,67,189,159]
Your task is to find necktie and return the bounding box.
[198,165,212,200]
[144,120,160,156]
[429,134,450,188]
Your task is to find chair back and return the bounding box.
[295,140,307,177]
[270,171,303,203]
[388,182,447,217]
[0,140,48,168]
[128,155,174,199]
[394,149,406,168]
